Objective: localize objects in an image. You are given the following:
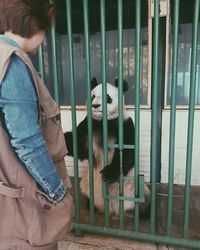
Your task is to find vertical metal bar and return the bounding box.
[134,0,141,231]
[167,0,180,236]
[66,0,82,236]
[117,0,124,229]
[50,20,60,103]
[83,0,95,225]
[197,65,200,103]
[150,0,160,234]
[183,0,200,238]
[100,0,110,227]
[38,45,45,81]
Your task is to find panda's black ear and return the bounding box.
[91,77,98,90]
[114,78,129,92]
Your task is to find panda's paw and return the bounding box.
[100,165,119,183]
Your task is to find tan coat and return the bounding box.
[0,40,74,250]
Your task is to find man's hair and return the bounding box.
[0,0,54,37]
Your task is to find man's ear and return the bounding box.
[114,78,129,92]
[91,77,98,90]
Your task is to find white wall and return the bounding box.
[161,110,200,185]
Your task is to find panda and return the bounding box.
[65,77,150,216]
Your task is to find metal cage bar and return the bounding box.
[117,0,125,229]
[167,0,180,237]
[38,45,45,81]
[150,0,160,234]
[40,0,200,248]
[73,223,200,249]
[50,21,60,103]
[83,0,95,225]
[100,0,110,227]
[66,0,81,236]
[183,0,200,238]
[134,0,142,231]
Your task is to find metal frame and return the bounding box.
[37,0,200,248]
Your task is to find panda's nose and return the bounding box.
[92,104,101,109]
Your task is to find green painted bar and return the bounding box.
[167,0,180,236]
[83,0,95,225]
[100,0,110,226]
[66,0,81,236]
[196,65,200,102]
[117,0,125,229]
[38,45,45,81]
[41,0,200,247]
[104,175,145,202]
[134,0,141,231]
[183,0,200,238]
[73,223,200,249]
[107,144,135,149]
[103,194,143,202]
[50,22,60,103]
[117,0,123,150]
[119,151,124,228]
[150,0,160,234]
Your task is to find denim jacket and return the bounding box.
[0,35,66,202]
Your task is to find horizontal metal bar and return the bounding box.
[103,194,144,203]
[123,176,134,181]
[107,144,135,149]
[73,223,200,249]
[103,175,145,203]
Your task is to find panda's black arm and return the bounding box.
[64,131,73,156]
[100,148,120,183]
[122,117,135,176]
[101,117,135,183]
[64,116,89,160]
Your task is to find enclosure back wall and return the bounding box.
[34,0,200,248]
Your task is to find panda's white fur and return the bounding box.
[80,81,150,216]
[90,83,128,121]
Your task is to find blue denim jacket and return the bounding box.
[0,35,66,203]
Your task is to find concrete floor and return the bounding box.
[156,184,200,239]
[58,234,196,250]
[58,182,200,250]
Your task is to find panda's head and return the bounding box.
[90,78,129,121]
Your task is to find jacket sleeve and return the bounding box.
[0,54,66,203]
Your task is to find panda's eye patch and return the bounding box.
[91,95,95,101]
[107,94,112,104]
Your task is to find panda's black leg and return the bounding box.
[139,202,151,220]
[100,149,120,183]
[64,131,74,157]
[86,198,98,212]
